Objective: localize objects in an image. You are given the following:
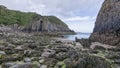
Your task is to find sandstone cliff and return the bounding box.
[0,5,74,33]
[90,0,120,46]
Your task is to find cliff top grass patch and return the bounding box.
[43,16,68,26]
[0,5,40,26]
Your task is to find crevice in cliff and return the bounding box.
[39,21,43,32]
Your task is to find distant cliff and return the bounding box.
[90,0,120,46]
[0,5,74,33]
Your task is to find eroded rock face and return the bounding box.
[90,0,120,46]
[24,16,72,33]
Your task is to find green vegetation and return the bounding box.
[55,61,66,68]
[0,5,40,26]
[0,5,68,27]
[0,40,4,44]
[43,16,68,26]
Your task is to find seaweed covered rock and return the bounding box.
[76,54,112,68]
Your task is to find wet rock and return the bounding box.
[74,42,83,50]
[15,46,23,51]
[63,58,75,68]
[55,61,66,68]
[2,62,16,68]
[114,59,120,64]
[106,52,120,59]
[24,58,32,63]
[33,61,41,67]
[0,51,6,55]
[55,52,68,61]
[10,63,37,68]
[44,58,58,67]
[90,42,116,50]
[0,46,5,50]
[28,44,37,49]
[76,39,91,48]
[52,45,68,53]
[40,65,47,68]
[31,57,39,61]
[76,55,112,68]
[7,44,16,48]
[67,50,79,61]
[24,50,34,57]
[39,59,45,64]
[41,49,56,58]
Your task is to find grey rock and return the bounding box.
[40,65,47,68]
[39,59,45,64]
[24,58,32,63]
[15,46,23,51]
[114,59,120,64]
[41,49,56,58]
[76,55,112,68]
[2,62,16,68]
[0,46,5,50]
[90,0,120,45]
[0,51,6,55]
[10,63,35,68]
[63,58,74,68]
[55,52,68,61]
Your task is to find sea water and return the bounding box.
[63,32,91,41]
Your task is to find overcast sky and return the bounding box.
[0,0,104,32]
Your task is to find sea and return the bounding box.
[63,32,91,41]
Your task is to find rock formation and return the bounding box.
[0,5,74,34]
[23,16,73,33]
[90,0,120,46]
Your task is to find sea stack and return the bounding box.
[90,0,120,46]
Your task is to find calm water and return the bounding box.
[63,32,91,41]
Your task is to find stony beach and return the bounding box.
[0,26,120,68]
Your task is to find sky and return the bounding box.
[0,0,104,33]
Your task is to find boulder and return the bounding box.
[41,49,56,58]
[9,63,36,68]
[40,65,47,68]
[2,62,16,68]
[24,58,32,63]
[90,42,116,50]
[76,55,112,68]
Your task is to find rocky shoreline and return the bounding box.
[0,0,120,68]
[0,27,120,68]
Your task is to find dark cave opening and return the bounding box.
[39,20,43,31]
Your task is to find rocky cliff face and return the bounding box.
[0,5,74,33]
[23,16,73,33]
[90,0,120,46]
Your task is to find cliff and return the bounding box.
[23,16,73,33]
[0,5,74,33]
[90,0,120,46]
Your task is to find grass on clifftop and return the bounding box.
[43,16,68,26]
[0,5,40,26]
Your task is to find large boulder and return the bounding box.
[90,0,120,46]
[76,55,112,68]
